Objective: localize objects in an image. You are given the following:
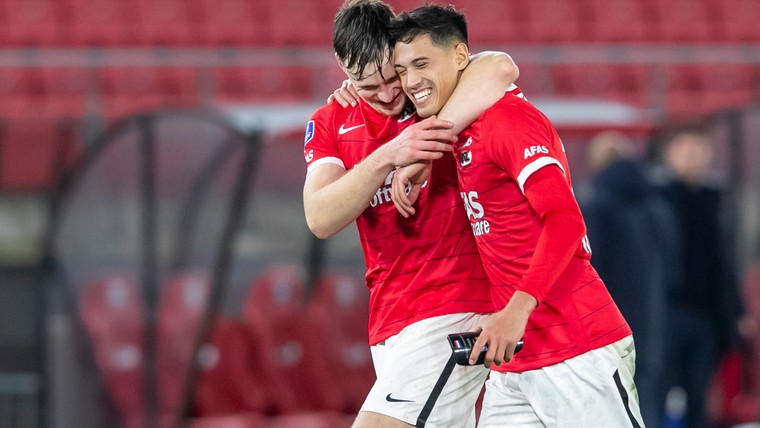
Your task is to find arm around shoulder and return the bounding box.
[438,51,519,134]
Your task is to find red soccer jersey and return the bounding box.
[453,90,631,372]
[304,98,494,345]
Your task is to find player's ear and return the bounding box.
[454,43,469,71]
[335,52,346,70]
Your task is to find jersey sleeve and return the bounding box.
[483,99,566,193]
[303,106,345,174]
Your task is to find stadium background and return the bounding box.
[0,0,758,427]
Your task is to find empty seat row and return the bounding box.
[0,0,758,47]
[0,117,78,191]
[77,266,373,427]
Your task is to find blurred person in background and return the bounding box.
[581,130,678,427]
[655,126,742,428]
[302,0,519,426]
[707,262,760,428]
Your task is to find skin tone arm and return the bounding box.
[392,52,519,217]
[329,51,518,127]
[440,51,518,134]
[303,117,457,239]
[305,52,518,239]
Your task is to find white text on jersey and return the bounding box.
[524,145,549,159]
[370,170,396,208]
[461,191,491,236]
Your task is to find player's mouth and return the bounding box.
[412,88,432,104]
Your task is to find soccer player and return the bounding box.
[302,1,519,427]
[389,5,645,426]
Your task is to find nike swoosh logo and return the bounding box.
[338,124,365,135]
[385,393,414,403]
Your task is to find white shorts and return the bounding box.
[360,313,490,427]
[478,335,644,428]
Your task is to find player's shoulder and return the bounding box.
[484,87,547,124]
[310,100,354,123]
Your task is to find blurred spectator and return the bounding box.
[707,262,760,428]
[655,126,742,428]
[581,130,676,427]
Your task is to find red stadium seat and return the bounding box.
[199,0,272,46]
[189,413,267,428]
[68,0,139,46]
[664,63,758,117]
[465,1,526,45]
[307,271,373,413]
[523,0,583,43]
[79,275,145,428]
[264,412,353,428]
[0,118,70,191]
[652,0,716,42]
[156,271,211,416]
[2,0,67,46]
[98,66,201,118]
[715,0,760,42]
[586,0,651,42]
[213,66,316,103]
[243,265,342,414]
[268,0,334,46]
[136,0,205,46]
[193,318,268,417]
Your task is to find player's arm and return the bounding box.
[303,117,457,239]
[391,51,518,217]
[471,165,585,367]
[438,51,518,134]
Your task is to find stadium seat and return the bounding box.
[652,0,715,42]
[465,1,526,45]
[193,318,268,417]
[243,265,342,414]
[156,271,211,416]
[264,412,352,428]
[268,0,333,46]
[307,271,374,413]
[97,67,172,118]
[2,0,66,46]
[0,118,70,191]
[68,0,139,46]
[212,66,316,103]
[79,275,145,428]
[189,413,267,428]
[135,0,205,46]
[664,63,758,117]
[715,0,760,42]
[586,0,651,42]
[523,0,583,43]
[199,0,271,46]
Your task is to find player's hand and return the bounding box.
[327,80,359,108]
[381,115,456,167]
[391,162,431,218]
[470,291,536,368]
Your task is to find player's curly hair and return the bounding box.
[333,0,395,80]
[388,4,469,49]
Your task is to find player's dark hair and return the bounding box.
[388,4,468,49]
[333,0,395,79]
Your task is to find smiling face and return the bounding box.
[392,33,468,118]
[339,50,407,117]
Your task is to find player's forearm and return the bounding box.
[438,51,518,134]
[304,153,395,239]
[518,207,585,302]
